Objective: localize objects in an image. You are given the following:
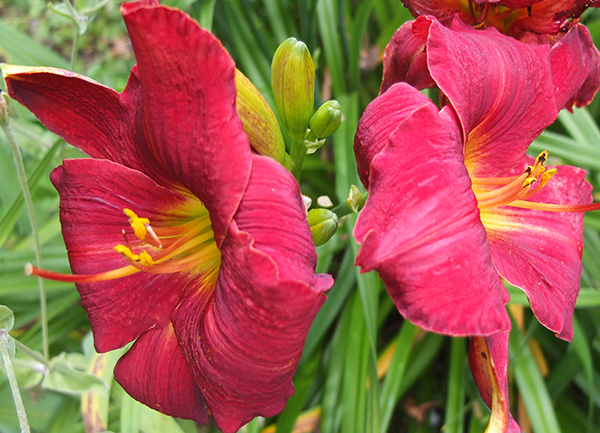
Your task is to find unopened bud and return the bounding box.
[271,38,315,139]
[307,208,339,246]
[307,100,342,141]
[235,70,291,169]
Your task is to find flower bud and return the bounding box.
[307,100,342,140]
[235,70,291,169]
[307,208,339,246]
[271,38,315,139]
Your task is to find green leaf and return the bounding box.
[42,352,108,395]
[509,319,562,433]
[0,305,15,331]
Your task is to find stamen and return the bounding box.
[124,208,162,248]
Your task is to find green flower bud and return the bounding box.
[235,70,291,169]
[271,38,315,139]
[307,208,339,246]
[308,100,342,140]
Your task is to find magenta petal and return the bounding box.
[114,324,209,424]
[51,158,196,351]
[424,18,557,177]
[485,164,592,340]
[354,87,509,336]
[550,24,600,111]
[121,3,251,246]
[469,333,521,433]
[172,223,326,433]
[354,83,433,188]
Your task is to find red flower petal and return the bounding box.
[121,3,251,246]
[172,223,326,433]
[3,66,150,175]
[354,86,509,336]
[354,83,433,188]
[51,159,198,351]
[235,154,333,289]
[114,323,209,424]
[380,21,433,94]
[469,333,521,433]
[550,24,600,111]
[484,163,592,340]
[423,18,557,177]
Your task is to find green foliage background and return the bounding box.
[1,1,600,432]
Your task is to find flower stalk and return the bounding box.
[0,97,49,361]
[0,330,31,433]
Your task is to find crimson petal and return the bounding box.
[114,324,209,423]
[354,85,509,336]
[234,154,333,289]
[121,3,251,246]
[51,158,197,351]
[172,223,326,433]
[550,24,600,111]
[3,66,151,175]
[469,333,521,433]
[380,20,432,94]
[424,18,557,177]
[354,83,433,188]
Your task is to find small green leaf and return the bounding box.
[42,352,108,395]
[0,304,15,331]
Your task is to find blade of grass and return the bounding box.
[509,316,562,433]
[379,320,418,432]
[444,337,467,433]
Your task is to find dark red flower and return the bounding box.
[3,2,332,431]
[401,0,600,40]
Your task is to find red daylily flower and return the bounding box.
[381,16,600,110]
[355,17,599,431]
[3,2,332,431]
[401,0,600,40]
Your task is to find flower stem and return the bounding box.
[0,331,31,433]
[290,135,307,181]
[69,30,80,71]
[332,191,368,218]
[1,118,49,361]
[13,339,54,371]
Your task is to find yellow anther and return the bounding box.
[124,208,150,241]
[114,244,139,262]
[538,168,558,188]
[522,177,536,188]
[138,250,154,266]
[532,150,549,175]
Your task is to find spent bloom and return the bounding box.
[354,16,600,431]
[3,1,332,431]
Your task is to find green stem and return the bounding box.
[290,135,307,181]
[13,339,54,370]
[1,119,49,361]
[0,332,31,433]
[69,29,80,71]
[332,191,368,218]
